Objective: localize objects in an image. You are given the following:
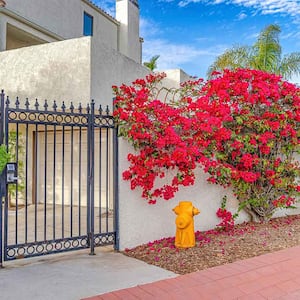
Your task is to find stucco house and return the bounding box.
[0,0,193,255]
[0,0,152,106]
[0,0,153,212]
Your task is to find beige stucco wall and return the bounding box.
[36,128,113,209]
[0,37,91,104]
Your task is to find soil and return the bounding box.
[123,214,300,275]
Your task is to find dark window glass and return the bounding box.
[83,12,93,36]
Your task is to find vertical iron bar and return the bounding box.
[78,127,82,236]
[86,116,91,246]
[3,179,8,261]
[0,90,5,266]
[15,124,19,244]
[53,125,56,240]
[89,101,95,255]
[62,126,65,239]
[105,128,109,232]
[44,125,47,241]
[25,124,28,243]
[99,129,102,233]
[4,101,9,260]
[113,125,119,250]
[34,125,38,242]
[70,126,74,237]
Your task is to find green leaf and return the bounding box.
[0,144,9,173]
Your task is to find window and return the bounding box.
[83,12,93,36]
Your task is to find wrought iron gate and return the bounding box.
[0,91,119,266]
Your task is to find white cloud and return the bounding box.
[91,0,115,16]
[140,17,162,38]
[237,12,247,20]
[142,38,228,71]
[175,0,300,21]
[290,74,300,84]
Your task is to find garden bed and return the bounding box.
[123,214,300,275]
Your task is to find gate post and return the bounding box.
[89,100,95,255]
[0,90,5,267]
[113,124,119,250]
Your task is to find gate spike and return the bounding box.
[86,103,90,114]
[44,100,48,111]
[15,97,20,109]
[106,105,110,115]
[78,103,82,113]
[25,98,30,110]
[61,101,66,112]
[98,105,103,115]
[35,99,39,111]
[70,102,74,113]
[53,100,57,111]
[5,96,10,107]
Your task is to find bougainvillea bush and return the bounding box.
[113,69,300,221]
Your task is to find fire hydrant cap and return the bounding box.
[175,213,192,229]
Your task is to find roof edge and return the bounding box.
[82,0,120,25]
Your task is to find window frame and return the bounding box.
[83,11,93,36]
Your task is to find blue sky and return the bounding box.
[94,0,300,82]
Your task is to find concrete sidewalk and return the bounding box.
[0,247,176,300]
[84,245,300,300]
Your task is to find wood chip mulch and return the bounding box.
[122,214,300,275]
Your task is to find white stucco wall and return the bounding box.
[162,69,192,89]
[4,0,119,48]
[0,11,7,49]
[118,139,300,250]
[0,37,91,104]
[118,140,247,250]
[90,36,149,107]
[116,0,140,63]
[0,34,150,107]
[2,0,141,62]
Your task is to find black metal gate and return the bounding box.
[0,91,119,266]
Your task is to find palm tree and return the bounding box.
[143,55,160,71]
[207,24,300,80]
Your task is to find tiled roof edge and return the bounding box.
[82,0,119,24]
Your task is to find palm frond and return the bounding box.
[279,52,300,80]
[143,55,160,71]
[207,46,251,78]
[252,24,281,72]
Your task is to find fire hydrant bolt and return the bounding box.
[173,201,200,248]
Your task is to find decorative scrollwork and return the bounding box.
[5,98,114,129]
[94,116,114,128]
[93,232,115,247]
[5,236,89,260]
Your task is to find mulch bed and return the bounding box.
[123,214,300,275]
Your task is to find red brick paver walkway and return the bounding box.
[83,245,300,299]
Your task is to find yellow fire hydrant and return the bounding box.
[173,201,200,248]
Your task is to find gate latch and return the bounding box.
[6,162,18,184]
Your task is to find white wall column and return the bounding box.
[0,14,7,51]
[116,0,140,63]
